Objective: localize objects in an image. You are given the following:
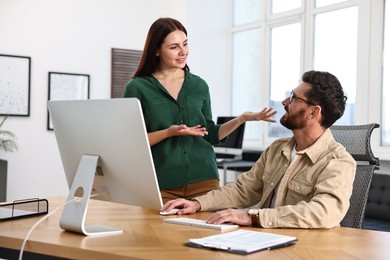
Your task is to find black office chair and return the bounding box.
[213,116,246,185]
[214,116,245,160]
[331,123,380,228]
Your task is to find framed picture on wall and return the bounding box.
[0,54,31,116]
[47,72,90,130]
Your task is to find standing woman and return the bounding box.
[123,17,276,203]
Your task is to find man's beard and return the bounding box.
[280,108,307,130]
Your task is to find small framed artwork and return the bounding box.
[0,54,31,116]
[48,72,90,130]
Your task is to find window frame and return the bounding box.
[230,0,390,160]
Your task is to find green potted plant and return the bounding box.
[0,115,17,202]
[0,115,18,152]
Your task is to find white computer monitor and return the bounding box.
[48,98,163,235]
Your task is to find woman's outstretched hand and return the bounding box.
[241,107,277,123]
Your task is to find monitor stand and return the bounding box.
[59,154,123,236]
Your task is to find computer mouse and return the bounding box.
[159,208,180,215]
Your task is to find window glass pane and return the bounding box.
[272,0,302,14]
[316,0,347,7]
[233,0,262,26]
[269,23,301,137]
[232,29,263,140]
[382,2,390,146]
[314,6,357,125]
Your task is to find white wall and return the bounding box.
[0,0,230,201]
[184,1,231,119]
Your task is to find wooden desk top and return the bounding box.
[1,197,389,260]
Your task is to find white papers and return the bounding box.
[187,229,297,254]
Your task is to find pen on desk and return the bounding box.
[267,242,295,250]
[203,243,231,251]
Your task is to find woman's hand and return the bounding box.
[218,107,277,140]
[148,124,207,146]
[168,124,208,137]
[241,107,277,123]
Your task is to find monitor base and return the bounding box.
[59,154,123,236]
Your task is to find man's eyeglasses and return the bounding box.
[289,91,317,106]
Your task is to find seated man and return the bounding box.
[161,70,356,229]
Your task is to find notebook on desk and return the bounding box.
[186,229,297,255]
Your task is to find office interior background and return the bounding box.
[0,0,389,202]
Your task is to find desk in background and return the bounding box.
[217,150,262,185]
[1,197,390,260]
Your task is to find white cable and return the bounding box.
[18,192,105,260]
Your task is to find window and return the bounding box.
[231,0,360,148]
[272,0,302,14]
[233,0,262,26]
[314,6,358,125]
[269,23,301,138]
[316,0,348,8]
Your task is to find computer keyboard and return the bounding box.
[163,217,239,231]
